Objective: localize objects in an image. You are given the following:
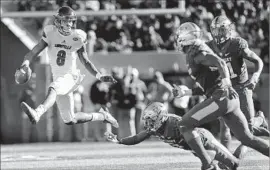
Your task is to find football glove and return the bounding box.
[96,73,117,83]
[172,84,189,98]
[242,73,260,90]
[104,131,119,144]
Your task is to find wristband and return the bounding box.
[252,73,260,83]
[22,60,30,67]
[96,72,102,79]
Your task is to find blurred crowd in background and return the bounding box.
[15,0,269,67]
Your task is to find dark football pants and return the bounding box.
[180,93,269,157]
[220,87,268,148]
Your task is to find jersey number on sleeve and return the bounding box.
[56,50,66,66]
[226,62,237,78]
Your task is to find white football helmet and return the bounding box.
[142,102,168,132]
[175,22,201,51]
[54,6,77,36]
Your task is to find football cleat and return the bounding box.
[99,108,119,128]
[21,102,40,124]
[15,66,32,85]
[201,163,221,170]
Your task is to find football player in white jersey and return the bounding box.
[16,6,119,128]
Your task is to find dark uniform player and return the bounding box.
[105,102,240,170]
[207,15,268,149]
[172,22,269,169]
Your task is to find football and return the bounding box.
[14,66,32,85]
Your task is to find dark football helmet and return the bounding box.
[142,102,169,132]
[175,22,201,51]
[54,6,77,36]
[210,16,233,44]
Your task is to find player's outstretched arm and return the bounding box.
[21,39,48,67]
[77,45,116,83]
[104,130,152,145]
[241,48,264,90]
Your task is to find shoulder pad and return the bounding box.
[168,114,182,120]
[75,29,87,44]
[231,37,248,49]
[43,25,56,35]
[188,40,213,57]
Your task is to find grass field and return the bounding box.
[1,140,269,170]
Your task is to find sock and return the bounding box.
[35,105,46,117]
[184,131,212,167]
[211,139,240,169]
[233,144,248,159]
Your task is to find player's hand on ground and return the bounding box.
[100,75,117,83]
[172,84,186,98]
[104,131,119,144]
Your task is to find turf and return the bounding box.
[1,140,269,170]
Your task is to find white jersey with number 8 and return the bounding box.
[42,25,87,78]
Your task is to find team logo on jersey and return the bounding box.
[73,37,78,41]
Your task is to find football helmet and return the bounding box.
[210,16,233,44]
[175,22,201,51]
[54,6,77,36]
[142,102,168,132]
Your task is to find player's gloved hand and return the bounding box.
[16,60,30,74]
[104,131,119,144]
[172,84,187,98]
[248,123,255,134]
[96,73,117,83]
[226,87,239,100]
[242,73,259,90]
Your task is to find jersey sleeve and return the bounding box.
[190,41,215,65]
[41,25,54,44]
[118,130,152,145]
[76,29,87,46]
[236,37,249,56]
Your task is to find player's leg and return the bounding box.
[200,129,239,170]
[56,93,118,127]
[236,87,255,125]
[21,87,57,124]
[180,98,227,169]
[223,106,269,157]
[219,118,232,150]
[21,74,79,124]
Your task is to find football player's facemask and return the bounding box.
[210,16,233,44]
[174,22,201,52]
[54,6,77,36]
[142,102,168,132]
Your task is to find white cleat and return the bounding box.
[99,108,119,128]
[21,102,40,124]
